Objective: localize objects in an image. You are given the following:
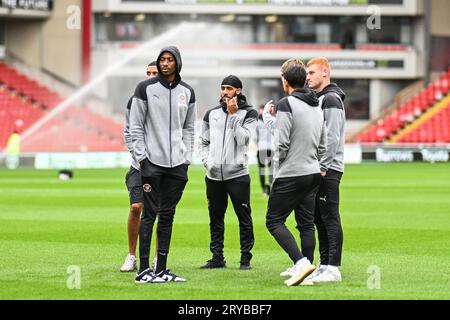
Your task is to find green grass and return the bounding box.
[1,163,450,300]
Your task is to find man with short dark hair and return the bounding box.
[265,58,327,287]
[200,75,257,270]
[130,47,196,283]
[146,61,158,78]
[121,61,158,273]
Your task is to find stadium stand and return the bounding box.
[0,63,61,109]
[20,107,125,152]
[0,62,124,152]
[392,95,450,144]
[355,67,450,144]
[356,44,410,51]
[120,43,413,52]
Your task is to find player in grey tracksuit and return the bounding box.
[130,46,196,283]
[256,105,275,196]
[265,59,326,285]
[121,61,158,273]
[306,57,346,282]
[315,84,346,270]
[200,75,258,270]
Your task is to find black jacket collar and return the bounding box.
[157,74,181,89]
[317,83,346,101]
[290,87,319,107]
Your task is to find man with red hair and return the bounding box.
[306,57,346,283]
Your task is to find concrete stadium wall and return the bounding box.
[430,0,450,37]
[4,0,83,86]
[430,0,450,71]
[41,0,83,86]
[5,21,42,68]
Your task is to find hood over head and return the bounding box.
[157,46,182,87]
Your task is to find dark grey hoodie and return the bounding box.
[317,83,346,173]
[129,46,197,168]
[273,87,327,179]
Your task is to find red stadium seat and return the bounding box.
[357,69,450,144]
[1,63,125,151]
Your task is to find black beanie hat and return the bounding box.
[221,75,243,89]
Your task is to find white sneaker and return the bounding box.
[284,258,316,287]
[157,269,187,282]
[281,263,319,285]
[311,267,342,283]
[300,266,326,286]
[135,269,166,284]
[120,254,137,272]
[304,266,326,281]
[299,279,314,286]
[280,265,295,277]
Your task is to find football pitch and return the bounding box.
[0,163,449,300]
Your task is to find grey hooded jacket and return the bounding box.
[317,83,346,173]
[200,96,258,181]
[273,88,327,179]
[129,46,197,168]
[256,115,274,152]
[124,96,139,169]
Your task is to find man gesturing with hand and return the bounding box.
[200,75,258,270]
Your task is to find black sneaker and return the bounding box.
[240,261,252,270]
[157,269,187,282]
[200,259,227,269]
[135,268,166,284]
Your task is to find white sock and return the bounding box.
[327,265,339,273]
[319,264,328,271]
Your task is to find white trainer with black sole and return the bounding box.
[156,269,187,282]
[120,254,137,272]
[135,268,166,284]
[284,258,316,287]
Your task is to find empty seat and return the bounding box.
[357,69,450,143]
[1,63,125,151]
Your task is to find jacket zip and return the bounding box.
[220,112,228,181]
[169,86,172,167]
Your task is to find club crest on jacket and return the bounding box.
[143,184,152,193]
